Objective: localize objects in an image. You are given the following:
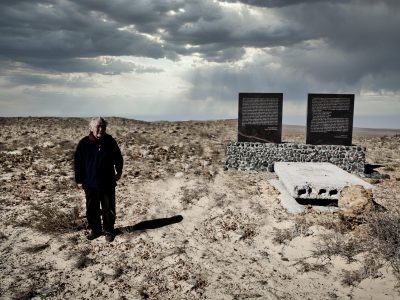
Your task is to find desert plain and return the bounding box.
[0,117,400,299]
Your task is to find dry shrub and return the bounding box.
[32,164,47,176]
[318,213,356,233]
[23,243,49,254]
[141,258,207,299]
[272,227,297,244]
[383,165,395,172]
[218,209,241,232]
[341,269,365,286]
[272,222,311,244]
[180,185,208,206]
[201,209,257,242]
[366,211,400,279]
[112,266,124,280]
[270,214,334,246]
[341,256,383,286]
[312,232,365,263]
[295,213,354,235]
[213,193,227,207]
[312,210,400,283]
[74,249,93,269]
[238,224,257,241]
[30,204,85,233]
[11,286,38,300]
[199,129,213,139]
[134,238,159,261]
[295,261,330,274]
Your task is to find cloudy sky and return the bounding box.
[1,0,399,128]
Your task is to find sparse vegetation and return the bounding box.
[295,261,330,274]
[29,204,85,233]
[1,117,399,299]
[308,210,400,283]
[74,249,93,269]
[273,227,298,244]
[313,232,365,263]
[272,221,312,244]
[341,256,383,287]
[23,243,49,254]
[11,285,39,300]
[180,185,209,206]
[366,211,400,279]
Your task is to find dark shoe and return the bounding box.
[104,232,115,242]
[86,231,102,240]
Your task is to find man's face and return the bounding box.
[92,123,106,139]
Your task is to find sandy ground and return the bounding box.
[0,117,399,299]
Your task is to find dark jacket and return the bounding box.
[74,133,123,190]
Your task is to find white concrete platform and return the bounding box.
[274,162,374,200]
[270,179,338,214]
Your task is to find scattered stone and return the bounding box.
[42,141,55,148]
[175,172,184,178]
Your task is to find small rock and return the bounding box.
[43,141,55,148]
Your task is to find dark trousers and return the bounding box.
[84,187,116,234]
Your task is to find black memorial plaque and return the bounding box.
[238,93,283,143]
[306,94,354,145]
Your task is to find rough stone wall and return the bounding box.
[224,142,365,173]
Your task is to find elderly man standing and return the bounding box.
[74,117,123,242]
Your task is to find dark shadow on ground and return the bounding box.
[296,198,386,211]
[296,198,338,207]
[114,215,183,235]
[364,164,390,180]
[364,164,383,174]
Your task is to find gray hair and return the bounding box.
[89,117,108,131]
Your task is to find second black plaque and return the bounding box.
[306,93,355,145]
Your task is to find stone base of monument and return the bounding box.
[271,162,375,214]
[224,142,365,173]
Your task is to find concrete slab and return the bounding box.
[270,179,338,214]
[274,162,374,200]
[270,179,305,213]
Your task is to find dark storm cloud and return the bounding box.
[1,0,399,110]
[0,12,165,60]
[273,1,400,87]
[0,0,311,73]
[73,0,307,62]
[0,0,168,73]
[185,0,400,104]
[220,0,343,8]
[186,57,312,103]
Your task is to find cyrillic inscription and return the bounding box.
[238,93,282,143]
[306,94,354,145]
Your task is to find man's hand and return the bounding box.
[77,183,83,189]
[116,173,122,181]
